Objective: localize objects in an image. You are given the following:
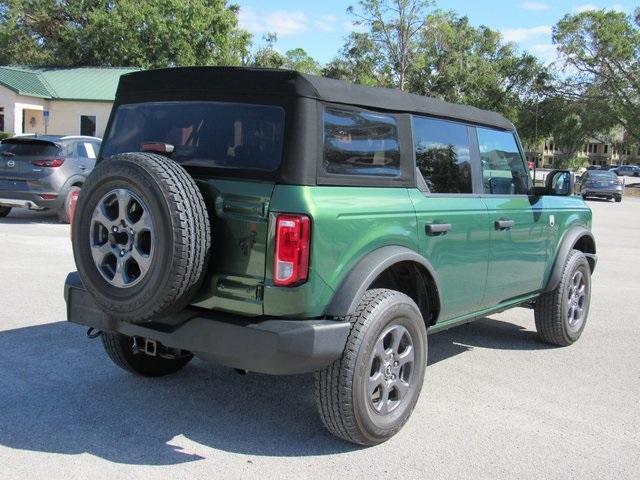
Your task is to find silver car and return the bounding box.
[0,135,101,222]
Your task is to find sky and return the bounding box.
[236,0,636,65]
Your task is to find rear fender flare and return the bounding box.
[325,245,442,318]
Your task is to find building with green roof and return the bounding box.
[0,66,140,138]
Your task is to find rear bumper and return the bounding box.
[582,188,622,197]
[0,191,59,210]
[64,272,351,375]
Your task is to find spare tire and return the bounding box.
[72,152,211,323]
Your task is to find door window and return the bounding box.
[412,116,472,193]
[477,127,530,195]
[323,107,400,177]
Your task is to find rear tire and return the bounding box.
[615,196,622,203]
[72,153,211,323]
[101,332,192,377]
[315,289,427,445]
[58,186,81,223]
[0,206,11,218]
[534,249,591,346]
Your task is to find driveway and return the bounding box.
[0,200,638,480]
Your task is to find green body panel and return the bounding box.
[189,176,592,323]
[191,178,274,316]
[264,185,419,318]
[481,195,550,305]
[408,190,491,321]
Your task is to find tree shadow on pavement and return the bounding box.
[0,317,549,465]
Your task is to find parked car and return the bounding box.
[65,67,596,446]
[576,170,624,202]
[0,135,101,221]
[611,165,640,177]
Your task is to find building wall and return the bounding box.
[0,85,114,138]
[47,100,113,138]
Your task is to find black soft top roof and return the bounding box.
[117,67,515,131]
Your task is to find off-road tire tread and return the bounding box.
[101,332,192,377]
[534,249,588,346]
[314,289,409,445]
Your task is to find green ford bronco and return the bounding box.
[65,67,596,446]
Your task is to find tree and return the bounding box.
[282,48,320,75]
[251,32,285,69]
[409,12,548,125]
[0,0,250,68]
[322,32,391,86]
[345,0,433,90]
[553,8,640,144]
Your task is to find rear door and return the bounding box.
[476,127,549,305]
[409,116,491,322]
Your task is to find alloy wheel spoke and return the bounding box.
[377,384,390,414]
[131,247,152,274]
[368,372,383,396]
[111,259,128,288]
[397,345,414,367]
[135,210,153,230]
[91,242,112,265]
[394,379,410,402]
[115,189,131,223]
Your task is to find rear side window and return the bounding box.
[477,128,530,195]
[323,107,400,177]
[102,101,285,172]
[0,141,60,156]
[412,116,472,194]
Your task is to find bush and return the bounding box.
[0,131,13,140]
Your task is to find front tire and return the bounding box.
[101,332,193,377]
[0,206,11,218]
[534,249,591,346]
[315,289,428,445]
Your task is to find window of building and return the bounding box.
[0,107,4,132]
[323,107,400,177]
[604,145,608,154]
[412,116,472,194]
[477,127,530,195]
[80,115,97,137]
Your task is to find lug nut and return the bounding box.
[120,250,125,257]
[112,226,118,232]
[394,361,399,367]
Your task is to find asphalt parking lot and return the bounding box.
[1,198,638,480]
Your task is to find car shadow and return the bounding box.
[0,209,63,225]
[0,317,549,465]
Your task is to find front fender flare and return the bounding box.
[325,245,442,317]
[545,225,596,293]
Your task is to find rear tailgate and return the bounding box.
[191,178,275,316]
[0,139,62,182]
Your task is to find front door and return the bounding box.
[475,126,549,305]
[409,116,491,322]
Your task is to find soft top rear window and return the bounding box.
[0,141,61,157]
[102,101,285,172]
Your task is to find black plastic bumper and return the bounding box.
[64,272,351,375]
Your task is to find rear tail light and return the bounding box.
[32,158,64,167]
[273,214,311,287]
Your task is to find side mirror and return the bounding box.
[544,170,574,196]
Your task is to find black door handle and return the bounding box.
[425,223,452,236]
[495,219,515,230]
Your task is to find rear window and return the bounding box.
[323,107,400,177]
[588,171,617,179]
[102,101,285,172]
[0,141,60,156]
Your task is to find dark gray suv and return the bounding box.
[0,135,101,222]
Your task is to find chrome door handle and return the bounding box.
[495,219,515,230]
[425,223,452,236]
